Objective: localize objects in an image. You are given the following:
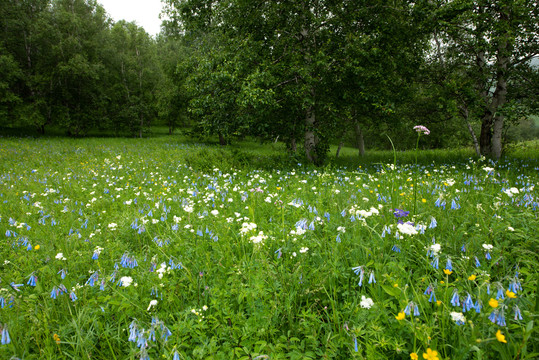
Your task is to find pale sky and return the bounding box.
[98,0,164,36]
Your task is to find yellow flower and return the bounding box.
[436,300,442,306]
[393,283,398,288]
[53,333,61,344]
[410,352,419,360]
[422,348,439,360]
[468,274,476,281]
[443,269,453,275]
[395,312,405,320]
[489,298,499,308]
[496,329,507,343]
[422,198,427,203]
[34,245,40,250]
[505,290,517,299]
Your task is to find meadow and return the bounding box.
[0,135,537,360]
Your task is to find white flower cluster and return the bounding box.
[290,227,306,236]
[120,276,133,287]
[55,252,67,261]
[445,179,455,186]
[349,206,380,218]
[430,243,442,256]
[450,311,466,324]
[156,263,171,279]
[360,295,374,309]
[503,187,519,197]
[250,231,267,244]
[397,222,418,236]
[190,306,208,322]
[183,203,194,213]
[240,222,257,235]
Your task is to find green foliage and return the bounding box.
[0,0,163,137]
[1,0,538,163]
[161,0,432,164]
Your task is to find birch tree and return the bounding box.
[436,0,539,158]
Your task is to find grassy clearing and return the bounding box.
[0,136,537,360]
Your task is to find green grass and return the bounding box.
[0,135,537,360]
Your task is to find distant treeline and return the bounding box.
[1,1,538,162]
[1,0,165,138]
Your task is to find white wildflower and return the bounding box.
[450,312,466,324]
[240,222,257,235]
[503,187,519,197]
[147,300,158,311]
[397,222,418,236]
[360,295,374,309]
[120,276,133,287]
[290,228,306,236]
[430,243,442,256]
[250,231,267,244]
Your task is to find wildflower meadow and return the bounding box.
[0,134,537,360]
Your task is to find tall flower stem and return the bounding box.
[386,134,397,210]
[413,133,421,215]
[412,125,429,215]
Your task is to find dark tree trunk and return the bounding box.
[479,113,493,156]
[335,141,344,158]
[354,122,365,157]
[478,10,510,159]
[139,114,144,138]
[290,138,297,153]
[219,133,226,146]
[304,105,317,163]
[492,114,504,159]
[461,105,480,157]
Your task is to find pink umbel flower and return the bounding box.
[413,125,430,135]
